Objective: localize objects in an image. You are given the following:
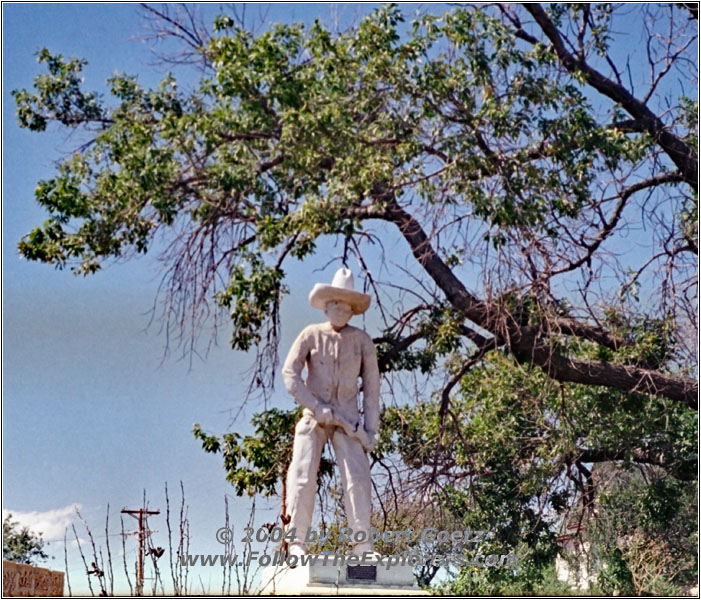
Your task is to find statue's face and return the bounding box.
[324,300,352,329]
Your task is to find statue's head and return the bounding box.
[324,300,353,329]
[308,268,371,321]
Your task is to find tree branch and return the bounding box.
[551,172,685,277]
[523,4,698,190]
[374,331,424,373]
[573,447,697,481]
[549,317,625,351]
[678,3,698,20]
[513,327,697,409]
[356,198,698,408]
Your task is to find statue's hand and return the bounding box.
[315,404,335,425]
[359,430,376,453]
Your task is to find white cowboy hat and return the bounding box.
[309,268,371,315]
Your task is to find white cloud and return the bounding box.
[3,504,82,542]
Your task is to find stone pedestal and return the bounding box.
[260,555,427,595]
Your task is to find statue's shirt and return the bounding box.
[282,322,380,434]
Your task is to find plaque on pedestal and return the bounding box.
[346,564,376,581]
[260,554,428,596]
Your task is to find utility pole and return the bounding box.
[121,508,159,596]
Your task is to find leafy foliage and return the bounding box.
[194,407,334,498]
[375,350,696,592]
[3,514,50,565]
[584,468,697,595]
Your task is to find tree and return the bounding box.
[12,2,697,590]
[3,514,50,565]
[378,349,696,593]
[584,466,697,595]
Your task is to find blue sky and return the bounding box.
[2,2,420,594]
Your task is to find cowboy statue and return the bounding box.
[282,267,380,558]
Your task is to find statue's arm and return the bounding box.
[361,335,381,436]
[282,328,321,413]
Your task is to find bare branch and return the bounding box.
[523,3,698,189]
